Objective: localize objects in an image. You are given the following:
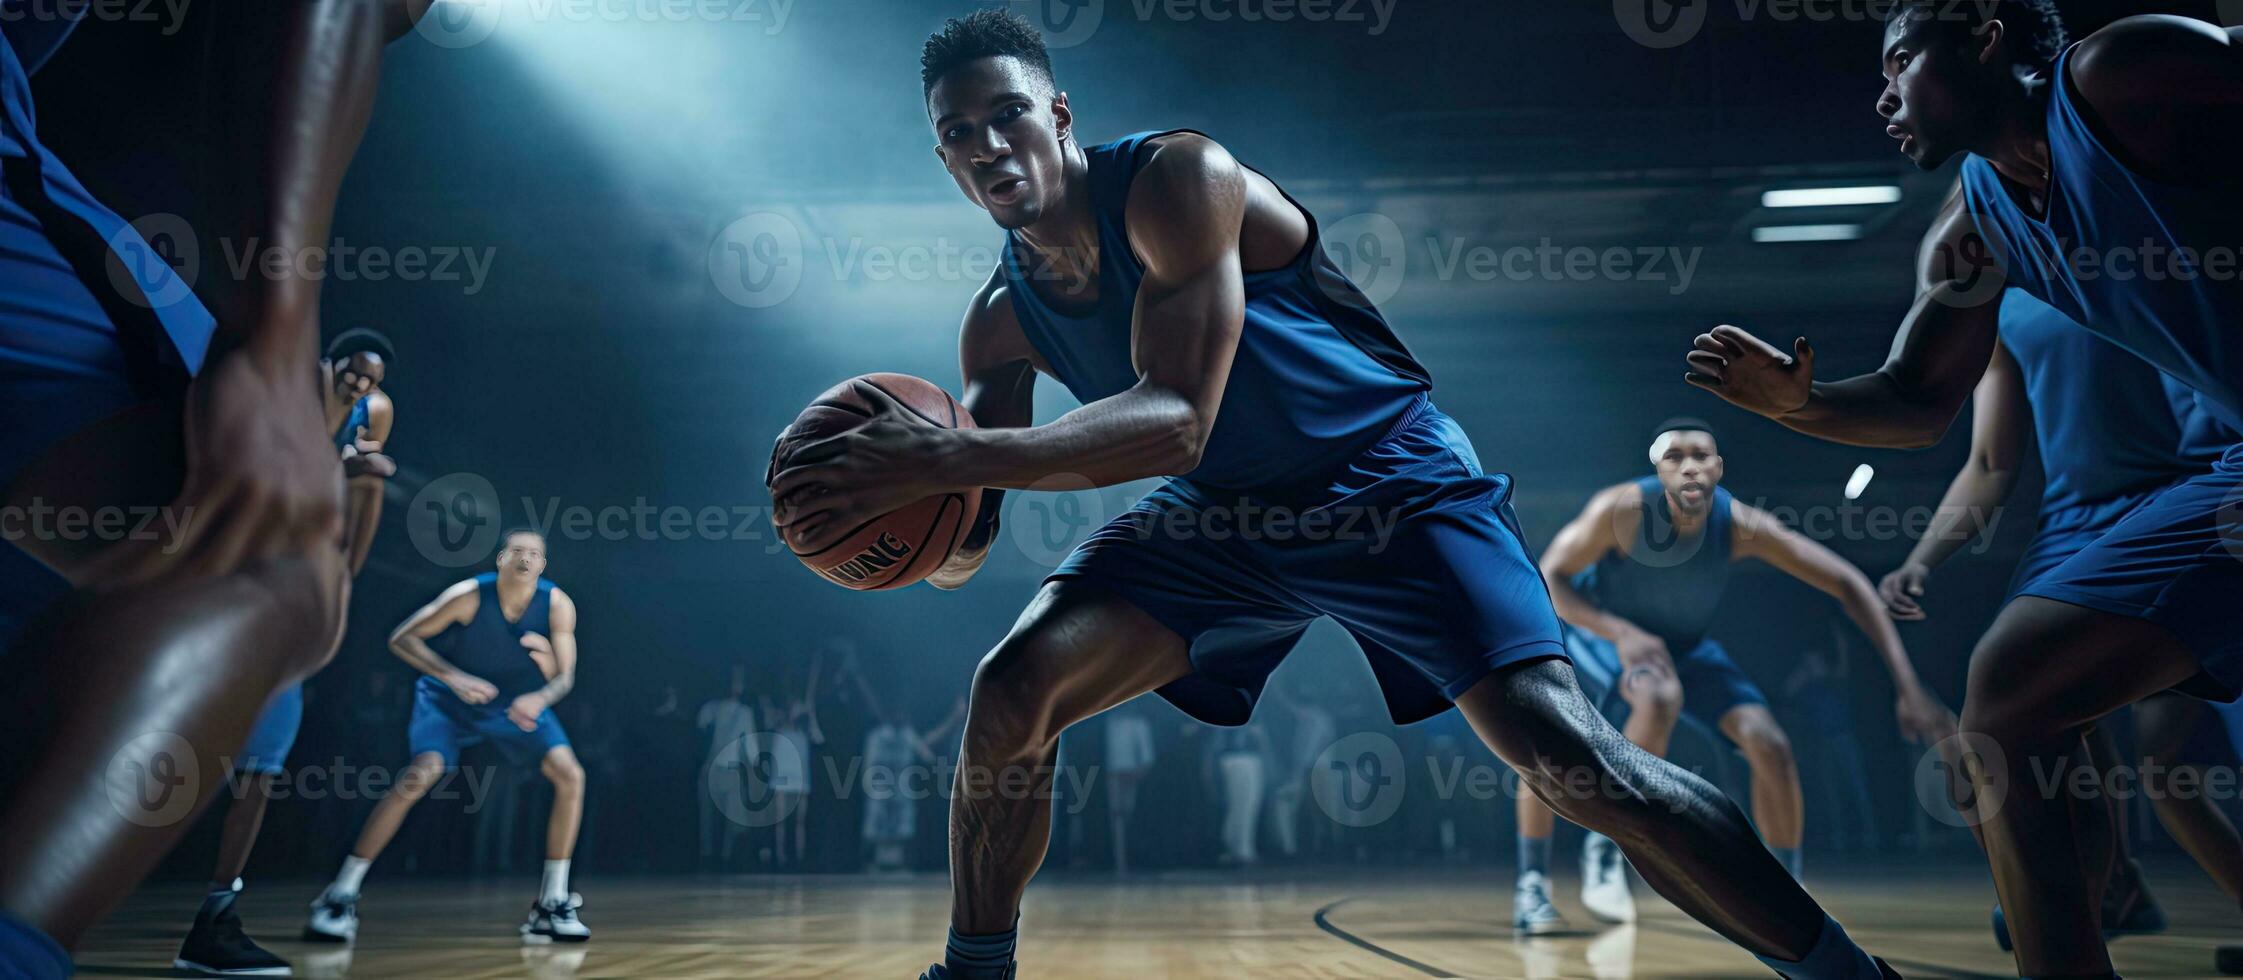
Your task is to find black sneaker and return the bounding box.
[520,893,591,944]
[176,888,293,976]
[921,964,1017,980]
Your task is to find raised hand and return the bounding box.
[1685,325,1815,419]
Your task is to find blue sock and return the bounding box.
[945,921,1018,980]
[1753,914,1880,980]
[0,910,71,980]
[1518,836,1552,878]
[1773,846,1803,880]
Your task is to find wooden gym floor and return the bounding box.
[73,856,2242,978]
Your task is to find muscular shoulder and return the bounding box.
[2072,15,2233,85]
[1582,481,1648,540]
[1123,133,1248,268]
[2070,17,2241,145]
[961,271,1042,372]
[547,587,577,626]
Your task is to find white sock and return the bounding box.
[540,859,570,905]
[332,856,371,898]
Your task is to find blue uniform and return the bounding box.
[0,7,216,657]
[1996,291,2229,595]
[1010,130,1564,726]
[0,11,216,976]
[1565,477,1768,730]
[1960,43,2243,699]
[406,573,570,766]
[230,394,377,776]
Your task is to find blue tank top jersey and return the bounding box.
[1998,290,2225,511]
[430,573,555,701]
[333,395,371,453]
[1000,130,1432,495]
[1569,476,1734,653]
[1,7,214,377]
[1959,44,2243,434]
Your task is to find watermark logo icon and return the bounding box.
[105,212,200,311]
[1615,0,1708,49]
[1317,212,1407,309]
[1006,474,1108,567]
[107,731,199,827]
[710,212,804,309]
[1310,732,1405,828]
[1010,0,1104,49]
[415,0,504,49]
[707,731,799,828]
[1916,731,2006,828]
[408,472,502,567]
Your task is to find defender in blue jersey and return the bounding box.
[0,8,414,978]
[1881,286,2243,950]
[767,11,1898,979]
[1513,420,1950,934]
[1686,3,2243,974]
[302,530,592,947]
[170,328,398,977]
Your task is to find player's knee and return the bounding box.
[1735,717,1795,774]
[547,754,586,793]
[398,753,451,798]
[1628,676,1683,725]
[962,635,1070,762]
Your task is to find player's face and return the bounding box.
[929,56,1071,231]
[335,352,386,400]
[1652,431,1723,516]
[497,534,547,579]
[1876,15,1997,169]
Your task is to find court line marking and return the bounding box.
[1312,897,1467,978]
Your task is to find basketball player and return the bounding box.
[303,529,592,945]
[1685,4,2243,973]
[171,329,397,976]
[1877,277,2243,949]
[1512,418,1952,934]
[770,11,1899,977]
[0,7,416,978]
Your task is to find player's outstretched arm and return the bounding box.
[1686,193,2003,450]
[1731,504,1955,745]
[510,590,577,731]
[1880,337,2028,619]
[930,278,1041,591]
[387,579,490,701]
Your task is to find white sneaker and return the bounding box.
[301,888,358,944]
[1511,871,1569,935]
[520,893,591,944]
[1579,832,1636,924]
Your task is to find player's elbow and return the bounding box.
[1161,408,1212,475]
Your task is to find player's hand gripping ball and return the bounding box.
[768,374,982,590]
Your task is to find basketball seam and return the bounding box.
[875,493,961,589]
[864,378,947,428]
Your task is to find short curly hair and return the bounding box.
[922,8,1055,98]
[1886,0,2069,73]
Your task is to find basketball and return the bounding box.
[768,373,982,591]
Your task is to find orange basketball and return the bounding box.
[769,373,982,591]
